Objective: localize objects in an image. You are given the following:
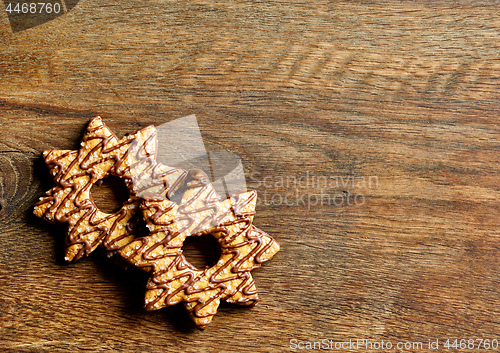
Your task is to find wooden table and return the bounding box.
[1,1,499,352]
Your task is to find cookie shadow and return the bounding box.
[92,249,199,333]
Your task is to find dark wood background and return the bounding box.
[0,0,499,352]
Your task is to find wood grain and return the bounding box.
[0,0,499,352]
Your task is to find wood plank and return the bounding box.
[0,0,498,352]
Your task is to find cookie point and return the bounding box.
[129,125,156,140]
[88,116,105,130]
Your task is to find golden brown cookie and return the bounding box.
[34,117,186,262]
[119,169,280,329]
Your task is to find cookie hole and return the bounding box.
[182,234,221,270]
[91,175,129,214]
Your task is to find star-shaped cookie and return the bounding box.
[34,117,186,262]
[119,169,280,328]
